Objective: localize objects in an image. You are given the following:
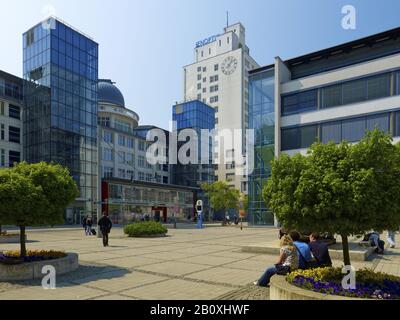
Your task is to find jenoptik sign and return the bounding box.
[195,34,219,48]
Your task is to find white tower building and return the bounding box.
[183,22,259,193]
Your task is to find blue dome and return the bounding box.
[98,79,125,107]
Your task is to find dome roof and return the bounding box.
[98,79,125,107]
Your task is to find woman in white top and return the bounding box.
[255,235,299,287]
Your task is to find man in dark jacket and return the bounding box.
[98,212,112,247]
[308,233,332,267]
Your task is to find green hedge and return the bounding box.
[124,221,168,237]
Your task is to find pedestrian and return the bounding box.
[387,230,397,249]
[254,234,299,287]
[308,233,333,267]
[98,212,112,247]
[82,216,88,235]
[86,216,93,236]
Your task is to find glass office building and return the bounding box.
[248,68,275,225]
[172,100,215,218]
[23,18,98,219]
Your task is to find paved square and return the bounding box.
[0,224,399,300]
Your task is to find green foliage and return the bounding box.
[124,221,168,237]
[201,181,240,212]
[0,162,79,258]
[263,129,400,236]
[0,162,79,227]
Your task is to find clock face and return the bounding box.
[221,56,238,75]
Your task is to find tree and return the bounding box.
[0,162,79,258]
[263,130,400,266]
[201,181,240,218]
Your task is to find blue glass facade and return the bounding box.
[23,18,98,217]
[248,69,275,225]
[172,100,215,217]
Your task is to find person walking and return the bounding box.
[387,230,397,249]
[82,216,88,236]
[98,212,112,247]
[86,216,93,236]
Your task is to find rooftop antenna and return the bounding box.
[226,11,229,28]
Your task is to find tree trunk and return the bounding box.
[341,234,351,266]
[19,226,27,259]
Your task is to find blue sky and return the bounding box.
[1,0,400,128]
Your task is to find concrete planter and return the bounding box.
[270,275,370,300]
[0,253,78,281]
[0,234,26,244]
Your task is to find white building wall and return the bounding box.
[184,22,259,192]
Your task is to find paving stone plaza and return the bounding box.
[0,225,399,300]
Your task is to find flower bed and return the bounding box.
[1,250,67,263]
[286,267,400,300]
[124,221,168,237]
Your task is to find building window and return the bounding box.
[102,148,113,161]
[203,67,207,72]
[215,107,218,113]
[126,153,134,165]
[215,118,218,124]
[367,74,391,100]
[210,96,219,103]
[146,173,153,182]
[8,104,20,120]
[226,162,235,169]
[281,125,318,151]
[138,172,145,181]
[103,131,113,143]
[138,140,146,151]
[118,169,126,179]
[321,121,342,144]
[202,88,206,93]
[282,90,318,116]
[210,75,219,83]
[226,173,234,182]
[0,149,5,167]
[8,150,20,167]
[214,64,219,71]
[103,167,114,178]
[163,176,168,184]
[98,117,110,127]
[118,134,125,146]
[210,85,219,93]
[197,74,201,81]
[197,83,201,90]
[197,94,202,100]
[118,151,126,164]
[0,124,4,140]
[197,67,201,72]
[203,77,206,83]
[396,111,400,137]
[127,170,134,180]
[0,101,4,115]
[138,155,145,167]
[8,126,20,143]
[127,138,134,148]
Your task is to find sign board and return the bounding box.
[239,210,246,218]
[195,35,219,48]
